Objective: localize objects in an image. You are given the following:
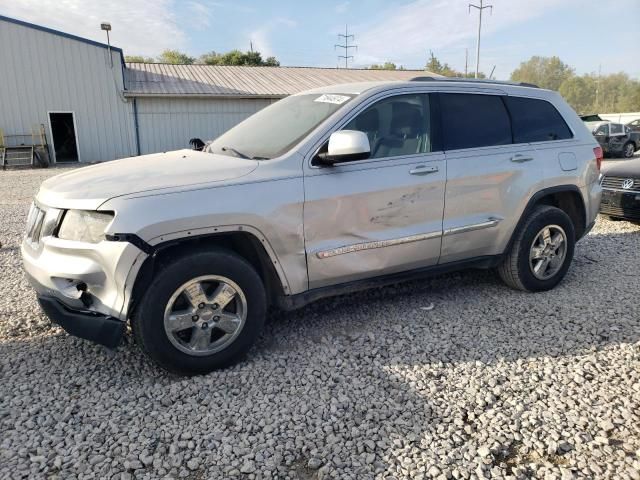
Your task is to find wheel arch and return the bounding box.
[505,185,587,255]
[126,229,288,318]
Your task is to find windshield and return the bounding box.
[207,93,354,159]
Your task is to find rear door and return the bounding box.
[608,123,627,153]
[303,92,446,289]
[438,92,542,263]
[593,123,610,153]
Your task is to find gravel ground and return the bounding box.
[1,166,639,480]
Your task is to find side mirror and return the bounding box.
[315,130,370,166]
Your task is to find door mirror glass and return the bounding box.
[315,130,370,165]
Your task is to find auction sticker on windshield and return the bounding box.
[314,94,351,105]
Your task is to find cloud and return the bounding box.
[249,17,297,58]
[249,27,273,57]
[187,1,213,30]
[354,0,578,68]
[335,1,350,14]
[0,0,186,56]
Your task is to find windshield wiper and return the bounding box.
[221,146,250,159]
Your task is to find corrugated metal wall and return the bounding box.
[0,19,136,163]
[135,97,278,154]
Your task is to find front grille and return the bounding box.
[600,203,640,220]
[25,204,61,248]
[601,176,640,193]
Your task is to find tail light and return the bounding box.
[594,146,603,171]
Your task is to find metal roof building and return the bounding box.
[124,64,426,155]
[0,15,430,163]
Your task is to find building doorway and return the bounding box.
[48,112,79,162]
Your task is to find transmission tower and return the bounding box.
[335,25,357,68]
[469,0,492,78]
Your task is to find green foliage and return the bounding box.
[511,56,573,91]
[558,76,597,114]
[368,62,400,70]
[425,51,485,78]
[157,50,195,65]
[199,50,280,66]
[124,55,155,63]
[513,56,640,113]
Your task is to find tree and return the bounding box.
[558,75,597,114]
[424,51,485,78]
[510,56,573,91]
[369,62,399,70]
[125,55,154,63]
[157,50,195,65]
[199,49,280,66]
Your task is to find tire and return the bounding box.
[498,205,575,292]
[622,142,635,159]
[132,249,266,375]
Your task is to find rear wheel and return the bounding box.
[132,249,266,375]
[498,205,575,292]
[622,142,635,159]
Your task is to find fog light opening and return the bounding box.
[51,277,89,301]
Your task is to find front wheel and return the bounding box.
[498,205,575,292]
[132,249,266,375]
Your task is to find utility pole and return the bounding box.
[335,25,357,68]
[464,48,468,77]
[250,41,254,53]
[595,64,601,111]
[469,0,492,79]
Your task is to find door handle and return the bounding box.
[409,165,439,175]
[510,154,534,163]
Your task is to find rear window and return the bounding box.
[440,93,511,150]
[504,97,573,143]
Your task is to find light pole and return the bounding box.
[469,0,492,79]
[101,22,113,68]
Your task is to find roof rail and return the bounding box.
[410,76,539,88]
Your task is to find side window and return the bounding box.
[594,123,609,136]
[439,93,511,150]
[343,94,430,159]
[504,96,573,142]
[610,123,624,136]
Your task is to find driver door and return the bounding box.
[303,93,446,289]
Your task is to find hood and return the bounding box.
[602,158,640,178]
[37,150,258,210]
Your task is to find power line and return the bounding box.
[469,0,492,79]
[335,25,357,68]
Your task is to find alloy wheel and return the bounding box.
[163,275,247,356]
[624,143,634,158]
[529,225,568,280]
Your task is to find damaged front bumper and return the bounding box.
[21,205,146,347]
[37,295,125,348]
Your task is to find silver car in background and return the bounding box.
[22,78,602,374]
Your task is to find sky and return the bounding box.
[2,0,639,79]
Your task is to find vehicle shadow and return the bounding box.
[0,226,638,478]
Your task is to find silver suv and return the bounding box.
[22,79,602,374]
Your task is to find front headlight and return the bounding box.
[57,210,114,243]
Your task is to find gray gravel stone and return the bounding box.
[0,165,639,479]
